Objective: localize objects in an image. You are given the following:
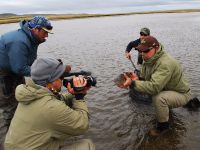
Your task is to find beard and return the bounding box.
[39,37,46,43]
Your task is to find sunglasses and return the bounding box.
[139,47,153,53]
[140,32,147,36]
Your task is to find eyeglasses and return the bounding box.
[140,32,147,36]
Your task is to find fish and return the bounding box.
[114,72,134,88]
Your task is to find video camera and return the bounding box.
[61,70,92,78]
[61,70,97,92]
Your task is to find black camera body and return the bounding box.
[83,76,97,87]
[63,75,97,92]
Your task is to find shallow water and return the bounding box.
[1,12,200,150]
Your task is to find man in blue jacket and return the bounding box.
[0,16,53,147]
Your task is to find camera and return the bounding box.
[63,75,97,92]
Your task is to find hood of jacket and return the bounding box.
[20,20,44,45]
[15,79,53,105]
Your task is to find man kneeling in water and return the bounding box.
[121,36,191,137]
[4,58,95,150]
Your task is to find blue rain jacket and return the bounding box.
[0,20,43,76]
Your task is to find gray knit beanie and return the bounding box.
[31,58,65,86]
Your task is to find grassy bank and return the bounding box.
[0,9,200,24]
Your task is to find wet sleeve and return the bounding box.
[7,41,31,76]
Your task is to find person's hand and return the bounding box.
[125,72,139,81]
[121,72,138,88]
[120,73,132,88]
[65,65,71,73]
[67,76,90,95]
[125,52,131,59]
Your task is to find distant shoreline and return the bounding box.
[0,9,200,24]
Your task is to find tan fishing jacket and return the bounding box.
[4,79,89,150]
[134,44,190,95]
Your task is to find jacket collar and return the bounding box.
[143,43,165,65]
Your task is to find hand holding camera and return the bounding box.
[67,76,87,93]
[66,76,92,100]
[63,75,96,91]
[57,58,96,99]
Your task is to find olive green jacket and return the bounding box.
[4,79,89,150]
[134,44,190,95]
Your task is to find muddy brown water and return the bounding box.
[0,12,200,150]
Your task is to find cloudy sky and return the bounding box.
[1,0,200,14]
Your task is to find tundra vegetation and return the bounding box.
[0,9,200,24]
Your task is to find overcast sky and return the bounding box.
[1,0,200,14]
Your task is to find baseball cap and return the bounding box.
[140,27,150,35]
[136,36,159,52]
[28,16,53,34]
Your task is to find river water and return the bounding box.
[0,12,200,150]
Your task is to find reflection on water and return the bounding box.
[0,12,200,150]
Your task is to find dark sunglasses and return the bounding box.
[140,32,147,36]
[139,47,153,53]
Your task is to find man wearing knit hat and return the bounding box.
[0,16,56,147]
[4,58,95,150]
[122,36,191,137]
[125,27,150,65]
